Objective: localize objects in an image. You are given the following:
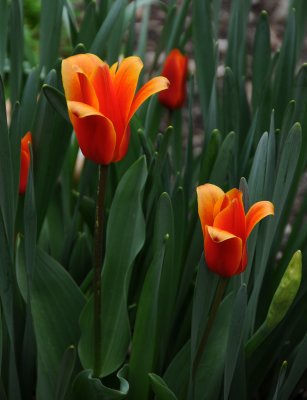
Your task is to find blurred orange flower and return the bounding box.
[158,49,188,110]
[197,184,274,277]
[19,132,32,194]
[62,54,169,164]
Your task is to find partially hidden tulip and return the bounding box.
[158,49,188,110]
[19,132,32,194]
[197,183,274,278]
[62,54,169,164]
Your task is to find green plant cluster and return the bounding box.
[0,0,307,399]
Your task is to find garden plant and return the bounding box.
[0,0,307,399]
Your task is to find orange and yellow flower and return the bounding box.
[62,54,169,164]
[197,184,274,277]
[19,132,32,194]
[158,49,188,110]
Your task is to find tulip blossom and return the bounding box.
[62,54,169,164]
[197,184,274,277]
[158,49,188,110]
[19,132,32,194]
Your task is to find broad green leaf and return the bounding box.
[164,341,190,400]
[194,293,234,400]
[32,69,72,233]
[42,84,70,123]
[199,129,221,184]
[79,156,147,377]
[20,68,40,133]
[39,0,63,70]
[72,365,129,399]
[252,11,271,110]
[210,131,235,187]
[280,334,307,400]
[0,76,14,248]
[272,361,287,400]
[128,193,170,399]
[223,67,239,136]
[149,373,177,400]
[247,250,302,357]
[224,285,247,399]
[9,0,23,104]
[0,0,8,74]
[272,8,296,125]
[226,0,250,83]
[78,2,98,50]
[192,0,216,131]
[31,247,85,400]
[90,0,125,58]
[55,346,76,400]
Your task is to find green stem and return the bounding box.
[245,323,270,359]
[192,278,228,393]
[93,164,108,377]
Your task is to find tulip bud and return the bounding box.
[158,49,188,110]
[19,132,32,194]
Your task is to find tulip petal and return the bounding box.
[197,184,225,234]
[19,149,30,194]
[77,71,99,110]
[128,76,170,121]
[205,226,243,277]
[158,49,188,109]
[92,64,119,127]
[62,53,105,102]
[213,197,246,240]
[68,101,116,165]
[245,201,274,238]
[21,132,32,152]
[113,56,143,122]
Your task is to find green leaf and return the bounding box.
[42,84,70,123]
[226,0,250,83]
[272,361,287,400]
[128,193,170,399]
[39,0,63,70]
[0,76,14,247]
[90,0,126,58]
[79,156,147,377]
[20,68,40,133]
[223,67,239,136]
[9,0,23,103]
[194,292,234,400]
[72,365,129,399]
[272,8,297,125]
[149,373,177,400]
[199,129,221,184]
[192,0,216,130]
[210,131,235,187]
[32,69,72,233]
[55,346,76,400]
[78,2,98,50]
[252,11,271,110]
[247,250,302,357]
[31,247,85,400]
[164,341,190,400]
[224,285,247,399]
[0,0,8,74]
[280,332,307,400]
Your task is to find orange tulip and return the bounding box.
[61,54,169,164]
[158,49,188,110]
[197,184,274,277]
[19,132,32,194]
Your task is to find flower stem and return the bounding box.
[192,278,228,393]
[93,164,108,377]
